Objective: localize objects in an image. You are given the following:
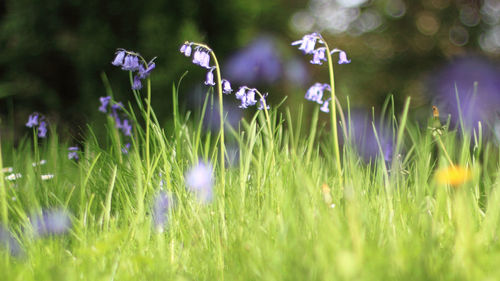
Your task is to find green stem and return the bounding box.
[146,78,151,175]
[323,40,343,186]
[436,135,455,167]
[0,135,7,226]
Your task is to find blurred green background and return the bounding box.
[1,0,499,139]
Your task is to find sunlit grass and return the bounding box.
[1,83,500,281]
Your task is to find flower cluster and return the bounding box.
[26,112,48,138]
[292,33,350,111]
[180,42,270,110]
[99,96,132,153]
[111,49,156,90]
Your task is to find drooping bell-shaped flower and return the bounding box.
[305,83,330,104]
[291,33,319,54]
[235,87,246,100]
[180,43,192,57]
[132,75,142,90]
[310,47,327,65]
[320,98,331,113]
[121,54,140,71]
[99,96,111,113]
[38,121,47,138]
[222,79,232,94]
[331,49,351,64]
[199,51,211,69]
[111,50,126,66]
[205,68,216,86]
[121,119,132,136]
[26,113,39,128]
[139,62,156,79]
[257,93,270,110]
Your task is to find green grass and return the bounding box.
[1,85,500,281]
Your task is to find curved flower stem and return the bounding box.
[321,36,343,186]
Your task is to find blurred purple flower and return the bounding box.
[99,96,111,113]
[68,146,79,161]
[205,68,216,86]
[132,75,142,90]
[38,121,47,138]
[0,224,21,256]
[121,119,132,136]
[122,143,131,154]
[139,62,156,79]
[320,98,331,113]
[305,83,330,104]
[30,209,72,237]
[225,36,282,85]
[152,191,174,231]
[284,58,310,87]
[292,33,319,54]
[26,113,39,128]
[344,110,393,162]
[429,56,500,133]
[122,54,140,71]
[185,162,213,203]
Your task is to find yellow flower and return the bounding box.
[435,166,471,186]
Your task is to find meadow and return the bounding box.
[1,34,499,281]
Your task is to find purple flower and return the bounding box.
[310,48,327,65]
[26,113,39,128]
[320,98,331,113]
[235,87,246,100]
[121,119,132,136]
[305,83,330,104]
[139,62,156,79]
[180,43,192,57]
[38,121,47,138]
[132,75,142,90]
[292,33,319,54]
[199,51,211,69]
[0,224,21,256]
[185,162,213,203]
[331,49,351,64]
[222,79,232,94]
[205,68,216,86]
[121,54,140,71]
[192,49,202,65]
[99,96,111,113]
[152,191,174,231]
[237,88,258,109]
[429,56,500,135]
[122,143,131,154]
[225,36,282,85]
[30,209,72,237]
[68,146,79,161]
[111,50,126,66]
[257,93,270,110]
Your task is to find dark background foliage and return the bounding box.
[0,0,499,139]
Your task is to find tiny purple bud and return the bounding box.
[320,98,331,113]
[222,79,232,94]
[205,68,216,86]
[26,113,39,128]
[111,50,126,66]
[185,162,214,203]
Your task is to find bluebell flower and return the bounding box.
[38,121,47,138]
[257,93,270,110]
[122,143,131,154]
[310,47,327,65]
[192,49,202,65]
[68,146,79,161]
[0,224,21,256]
[152,191,174,231]
[199,51,211,69]
[331,49,351,64]
[30,209,72,237]
[26,113,39,128]
[237,88,258,109]
[222,79,232,94]
[180,43,192,57]
[185,162,213,203]
[111,50,126,66]
[235,87,246,100]
[99,96,111,113]
[121,54,140,71]
[121,119,132,136]
[291,33,319,54]
[320,98,331,113]
[132,75,142,90]
[138,62,156,79]
[305,83,330,104]
[111,102,123,127]
[205,68,216,86]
